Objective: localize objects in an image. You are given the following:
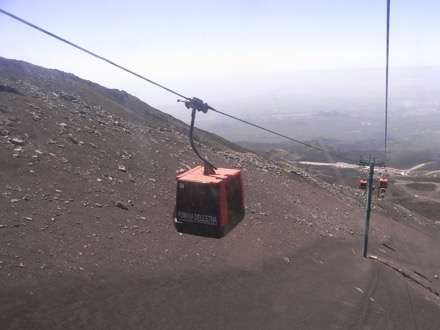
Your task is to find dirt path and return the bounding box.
[407,162,436,175]
[392,179,440,204]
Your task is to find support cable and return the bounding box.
[0,8,189,101]
[1,7,356,164]
[384,0,391,165]
[206,104,355,163]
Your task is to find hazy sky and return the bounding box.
[1,0,439,110]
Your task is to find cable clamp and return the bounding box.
[178,97,210,113]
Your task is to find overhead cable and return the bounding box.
[0,8,189,100]
[207,105,355,163]
[0,8,355,164]
[384,0,391,165]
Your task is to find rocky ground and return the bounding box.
[0,58,439,329]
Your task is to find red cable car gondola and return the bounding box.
[359,179,367,189]
[379,177,388,189]
[174,166,245,238]
[173,98,245,238]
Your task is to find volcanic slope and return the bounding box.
[0,58,439,329]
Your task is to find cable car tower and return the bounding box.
[359,0,391,258]
[359,155,385,257]
[173,98,245,238]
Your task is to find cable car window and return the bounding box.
[176,182,220,226]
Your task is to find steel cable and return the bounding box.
[1,7,357,164]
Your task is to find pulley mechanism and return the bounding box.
[178,97,216,175]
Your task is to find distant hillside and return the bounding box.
[1,57,439,329]
[195,67,440,168]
